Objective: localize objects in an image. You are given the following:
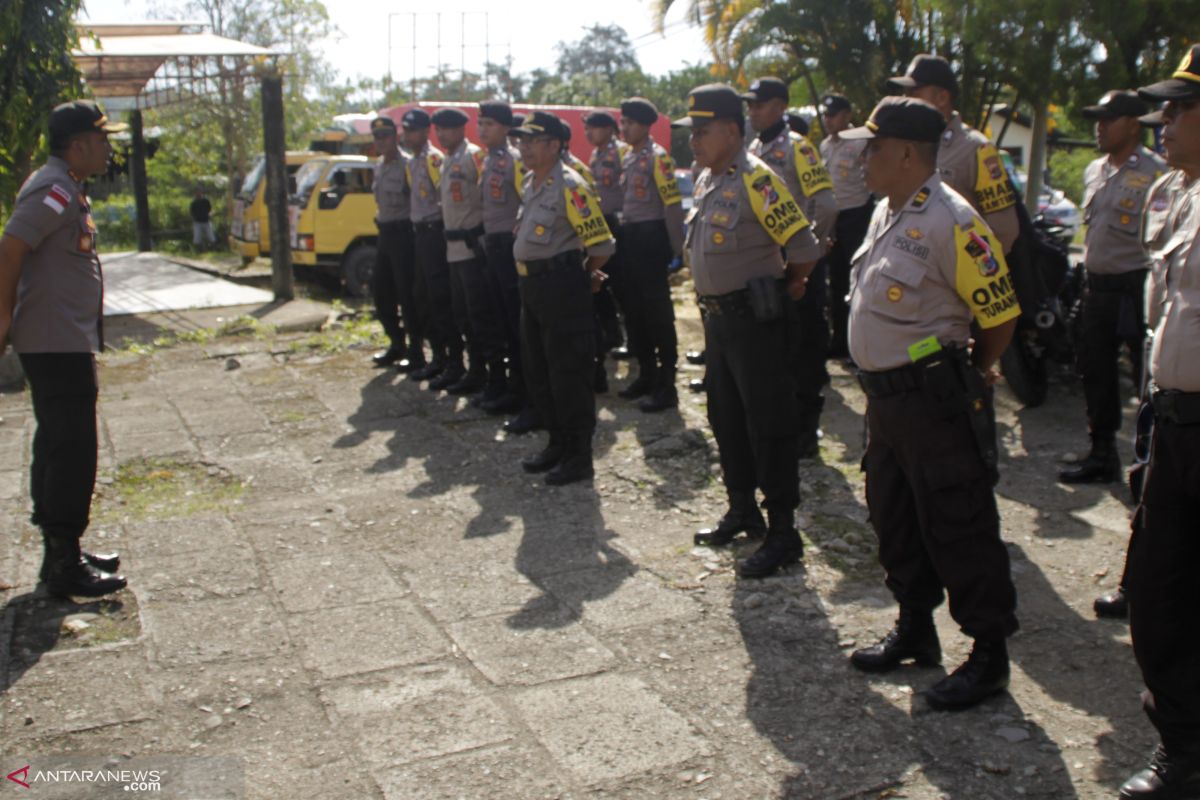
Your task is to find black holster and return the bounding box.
[746,275,785,322]
[917,350,999,485]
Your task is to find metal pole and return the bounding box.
[411,12,417,102]
[130,109,152,252]
[261,72,294,301]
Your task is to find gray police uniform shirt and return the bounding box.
[820,134,871,211]
[440,140,485,263]
[938,112,1020,253]
[3,156,103,353]
[620,138,685,255]
[482,144,523,235]
[685,149,822,297]
[848,175,1022,372]
[374,149,411,224]
[513,161,616,263]
[1082,146,1164,274]
[407,141,444,225]
[590,139,628,216]
[1144,171,1200,391]
[750,126,837,241]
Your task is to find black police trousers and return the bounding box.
[1077,270,1147,438]
[593,215,625,354]
[705,297,800,515]
[449,256,506,369]
[373,220,416,349]
[519,254,596,439]
[414,222,463,364]
[1128,417,1200,751]
[826,201,873,356]
[863,385,1018,641]
[19,353,98,544]
[483,232,524,387]
[793,261,830,450]
[617,220,677,374]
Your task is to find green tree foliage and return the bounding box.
[0,0,84,218]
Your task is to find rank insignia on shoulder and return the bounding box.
[911,188,930,208]
[905,228,924,240]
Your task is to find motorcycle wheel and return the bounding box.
[1000,333,1049,408]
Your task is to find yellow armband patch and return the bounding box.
[563,182,612,248]
[653,152,682,206]
[514,157,526,199]
[792,139,833,197]
[427,152,443,189]
[742,166,811,246]
[973,143,1016,215]
[954,223,1021,328]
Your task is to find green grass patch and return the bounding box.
[96,457,246,523]
[288,302,386,355]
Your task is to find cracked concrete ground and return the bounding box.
[0,312,1151,799]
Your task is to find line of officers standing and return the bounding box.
[367,48,1200,798]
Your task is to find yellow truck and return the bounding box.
[229,150,322,264]
[289,155,379,296]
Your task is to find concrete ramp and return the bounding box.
[102,251,274,316]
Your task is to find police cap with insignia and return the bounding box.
[1082,90,1149,120]
[671,84,744,128]
[1138,43,1200,102]
[821,93,852,116]
[370,116,397,137]
[402,108,431,131]
[478,100,514,126]
[431,108,470,128]
[512,110,569,142]
[841,96,947,142]
[583,110,618,129]
[1139,108,1165,127]
[620,97,659,125]
[888,54,959,97]
[511,113,526,128]
[48,100,128,147]
[740,77,789,103]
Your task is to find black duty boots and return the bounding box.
[40,537,126,598]
[850,606,942,672]
[925,638,1011,711]
[1059,435,1121,484]
[694,490,766,547]
[737,510,803,578]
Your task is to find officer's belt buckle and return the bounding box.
[516,261,528,277]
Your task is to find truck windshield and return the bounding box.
[239,157,266,201]
[293,161,327,207]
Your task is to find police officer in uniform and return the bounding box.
[618,97,685,412]
[744,77,838,458]
[585,111,630,391]
[0,100,127,597]
[819,93,874,358]
[842,97,1021,711]
[478,100,536,429]
[1059,91,1165,484]
[369,116,420,371]
[433,107,507,400]
[890,55,1020,254]
[1117,46,1200,800]
[404,109,464,387]
[677,85,822,578]
[511,112,616,485]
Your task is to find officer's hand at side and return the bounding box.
[979,367,1001,387]
[590,270,608,294]
[785,275,807,301]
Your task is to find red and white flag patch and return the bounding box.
[42,184,72,215]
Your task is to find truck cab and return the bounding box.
[289,155,379,296]
[229,150,322,264]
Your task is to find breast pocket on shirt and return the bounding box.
[1108,188,1143,237]
[875,257,924,320]
[702,210,738,255]
[525,211,556,245]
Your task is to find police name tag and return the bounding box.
[907,336,942,362]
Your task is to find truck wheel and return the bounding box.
[342,245,377,298]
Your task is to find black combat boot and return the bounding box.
[738,510,804,578]
[638,369,678,413]
[694,490,766,547]
[618,363,657,399]
[1094,586,1129,619]
[39,547,120,581]
[446,365,486,395]
[1058,435,1121,483]
[522,433,565,473]
[41,536,127,598]
[1119,743,1200,799]
[545,434,594,486]
[688,377,706,393]
[850,606,942,672]
[925,638,1011,711]
[395,342,427,374]
[372,344,406,367]
[685,350,706,366]
[504,406,542,435]
[428,361,465,391]
[410,353,445,381]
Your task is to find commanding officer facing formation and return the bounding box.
[677,85,822,578]
[477,100,535,430]
[890,54,1020,254]
[843,97,1021,711]
[511,112,615,486]
[433,107,507,401]
[1059,91,1165,485]
[1118,45,1200,800]
[743,76,837,457]
[369,116,418,371]
[0,100,128,597]
[618,97,685,413]
[819,93,874,358]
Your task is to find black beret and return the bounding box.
[620,97,659,125]
[842,96,947,143]
[431,108,470,128]
[478,100,513,126]
[888,54,959,96]
[740,77,789,103]
[584,110,618,128]
[402,108,431,131]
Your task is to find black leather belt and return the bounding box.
[376,219,412,231]
[516,250,583,277]
[414,220,444,234]
[1151,388,1200,425]
[696,290,752,317]
[445,224,485,242]
[1087,269,1147,292]
[857,365,922,398]
[620,219,665,232]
